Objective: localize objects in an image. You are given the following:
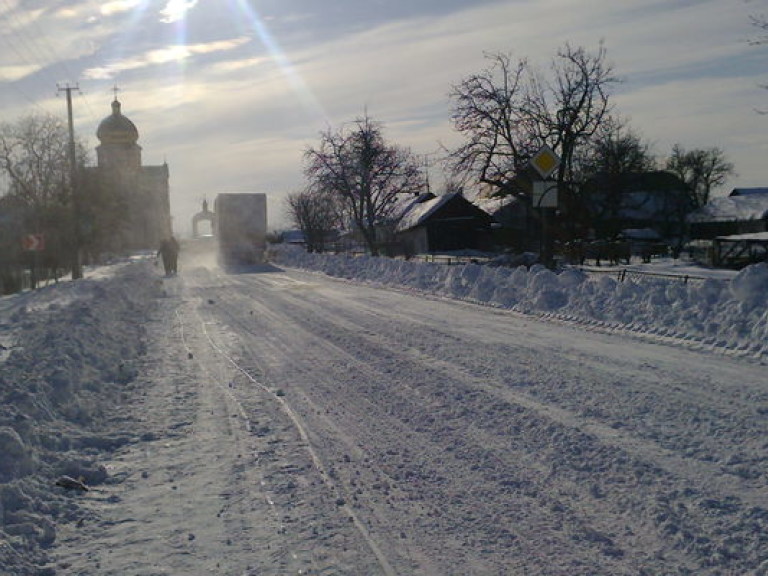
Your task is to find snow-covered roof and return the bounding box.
[687,195,768,223]
[715,231,768,241]
[474,194,521,215]
[729,187,768,196]
[620,228,662,241]
[396,193,456,232]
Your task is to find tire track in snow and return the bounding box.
[178,287,400,576]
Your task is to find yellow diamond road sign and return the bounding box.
[530,146,560,179]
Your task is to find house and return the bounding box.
[687,189,768,267]
[687,192,768,239]
[730,187,768,197]
[475,193,534,250]
[395,193,494,255]
[580,171,692,240]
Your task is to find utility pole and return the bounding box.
[58,83,83,279]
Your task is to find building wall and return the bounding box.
[95,146,170,251]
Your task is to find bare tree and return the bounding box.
[575,117,655,179]
[448,42,618,197]
[0,114,75,208]
[749,12,768,111]
[665,145,734,209]
[285,188,341,252]
[448,53,537,196]
[0,114,89,283]
[539,42,619,185]
[574,118,656,236]
[750,12,768,45]
[304,114,424,256]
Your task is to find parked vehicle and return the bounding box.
[214,193,267,265]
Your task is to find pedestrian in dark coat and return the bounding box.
[157,236,180,275]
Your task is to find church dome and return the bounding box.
[96,99,139,144]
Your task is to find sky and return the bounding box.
[0,0,766,234]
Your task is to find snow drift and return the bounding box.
[0,261,162,575]
[269,246,768,360]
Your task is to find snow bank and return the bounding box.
[269,246,768,359]
[0,261,162,574]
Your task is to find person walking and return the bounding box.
[157,236,180,276]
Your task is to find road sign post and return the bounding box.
[529,146,561,268]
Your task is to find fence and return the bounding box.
[410,254,491,266]
[583,267,716,285]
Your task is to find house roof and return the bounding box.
[474,194,521,216]
[396,193,456,232]
[585,170,687,193]
[715,231,768,241]
[687,195,768,223]
[729,188,768,196]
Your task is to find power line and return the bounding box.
[0,0,56,78]
[0,1,99,124]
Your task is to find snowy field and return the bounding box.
[0,247,766,575]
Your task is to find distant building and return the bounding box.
[687,192,768,239]
[729,187,768,197]
[580,171,692,240]
[192,199,214,238]
[83,99,172,252]
[687,189,768,267]
[394,192,494,255]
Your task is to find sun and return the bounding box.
[160,0,198,23]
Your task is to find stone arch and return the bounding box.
[192,199,215,238]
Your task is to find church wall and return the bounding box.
[93,100,172,252]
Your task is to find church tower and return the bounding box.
[90,98,172,251]
[96,99,142,173]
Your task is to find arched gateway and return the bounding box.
[192,199,215,238]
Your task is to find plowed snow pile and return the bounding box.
[0,261,161,575]
[270,246,768,359]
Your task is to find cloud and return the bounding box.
[209,56,270,73]
[83,36,251,79]
[100,1,142,17]
[0,64,42,82]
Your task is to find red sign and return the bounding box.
[21,234,45,251]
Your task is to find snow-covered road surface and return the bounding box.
[52,260,768,575]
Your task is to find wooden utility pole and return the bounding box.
[58,83,82,279]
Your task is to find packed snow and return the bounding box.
[0,247,766,575]
[269,246,767,360]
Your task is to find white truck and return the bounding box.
[214,193,268,265]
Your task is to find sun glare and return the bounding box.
[160,0,198,24]
[230,0,328,122]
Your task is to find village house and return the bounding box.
[394,192,494,256]
[687,188,768,267]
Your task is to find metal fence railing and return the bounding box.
[410,254,491,266]
[583,267,717,285]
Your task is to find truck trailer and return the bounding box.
[214,193,268,265]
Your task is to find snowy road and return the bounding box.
[56,262,768,575]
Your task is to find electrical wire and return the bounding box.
[0,0,99,124]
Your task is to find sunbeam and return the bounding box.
[229,0,328,123]
[96,0,153,82]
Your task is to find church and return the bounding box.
[83,98,172,253]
